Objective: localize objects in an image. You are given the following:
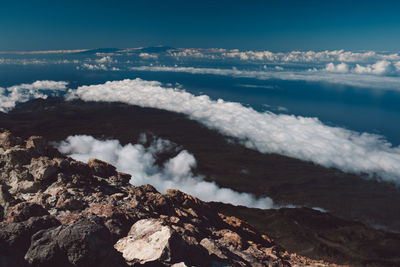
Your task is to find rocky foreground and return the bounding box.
[0,129,340,266]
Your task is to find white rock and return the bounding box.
[114,219,173,265]
[171,262,188,267]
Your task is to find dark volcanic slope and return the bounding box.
[1,98,400,232]
[212,202,400,266]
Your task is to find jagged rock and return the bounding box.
[4,169,38,195]
[28,157,58,182]
[6,202,49,223]
[0,185,15,210]
[12,180,40,194]
[25,136,47,156]
[109,172,132,186]
[25,217,123,267]
[0,215,60,256]
[63,160,93,181]
[1,148,31,167]
[85,203,131,237]
[88,158,117,178]
[0,130,22,149]
[56,197,84,211]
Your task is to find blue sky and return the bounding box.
[1,0,400,51]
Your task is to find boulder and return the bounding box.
[25,136,47,156]
[0,130,22,149]
[108,172,132,186]
[88,158,117,178]
[28,157,58,182]
[114,219,174,265]
[4,169,38,195]
[6,202,49,223]
[0,184,15,210]
[114,218,209,266]
[25,217,123,267]
[1,148,31,167]
[0,215,60,252]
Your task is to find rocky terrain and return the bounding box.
[0,129,341,266]
[213,203,400,266]
[2,98,400,234]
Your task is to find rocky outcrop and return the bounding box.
[0,129,340,266]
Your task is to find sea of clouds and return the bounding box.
[56,134,274,209]
[3,48,400,91]
[67,78,400,184]
[1,78,400,185]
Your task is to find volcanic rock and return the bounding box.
[0,130,348,266]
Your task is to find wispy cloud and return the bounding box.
[0,49,88,55]
[131,66,400,90]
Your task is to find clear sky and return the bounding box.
[1,0,400,51]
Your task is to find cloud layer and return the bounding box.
[2,79,400,184]
[0,80,68,112]
[68,78,400,184]
[131,65,400,90]
[3,48,400,92]
[56,134,274,209]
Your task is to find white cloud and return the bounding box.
[0,58,80,65]
[224,50,277,61]
[395,61,400,71]
[68,78,400,184]
[325,61,397,75]
[337,51,376,62]
[139,53,158,59]
[162,49,400,67]
[56,135,274,209]
[131,66,400,90]
[81,63,108,71]
[325,62,349,73]
[95,56,114,63]
[0,80,68,112]
[354,60,393,75]
[216,49,391,63]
